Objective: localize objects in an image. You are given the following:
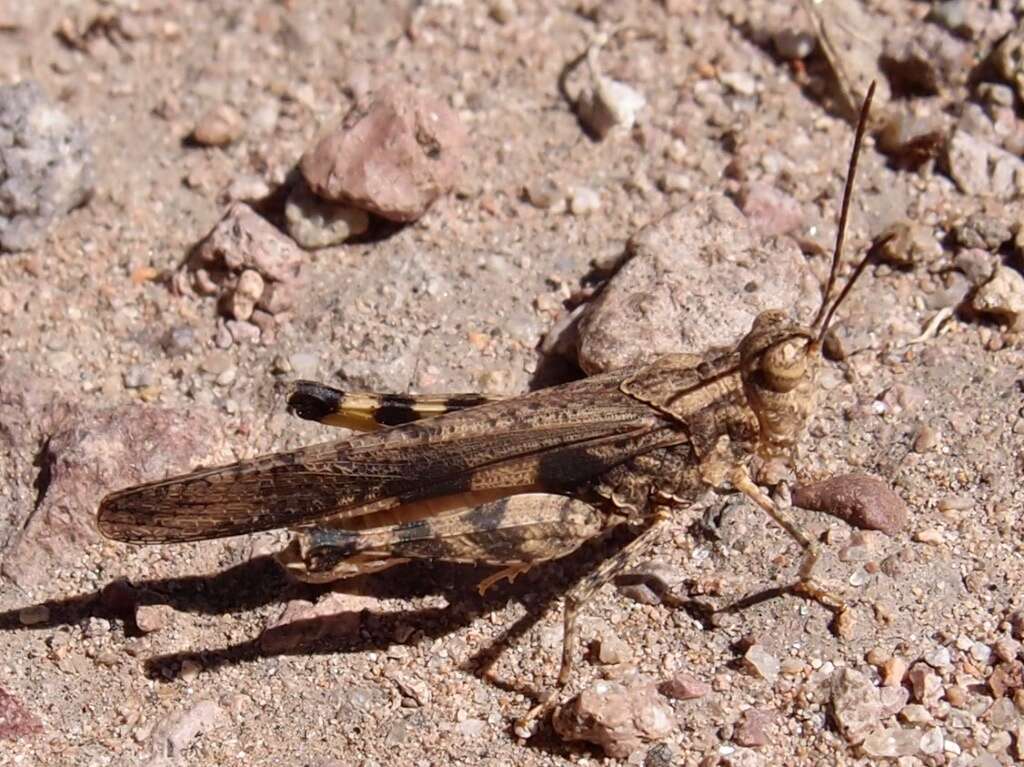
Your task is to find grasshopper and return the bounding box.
[98,85,878,732]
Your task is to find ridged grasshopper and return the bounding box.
[98,84,878,732]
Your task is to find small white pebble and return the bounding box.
[569,186,600,216]
[970,642,993,665]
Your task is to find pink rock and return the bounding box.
[194,202,303,284]
[734,707,774,748]
[0,685,42,741]
[2,405,229,587]
[660,670,711,700]
[830,667,882,745]
[792,474,908,536]
[300,83,466,222]
[552,679,674,758]
[259,591,380,654]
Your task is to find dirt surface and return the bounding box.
[2,1,1024,765]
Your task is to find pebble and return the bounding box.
[861,727,922,758]
[989,660,1024,697]
[876,112,945,167]
[972,266,1024,327]
[260,593,378,654]
[135,604,172,634]
[733,708,772,748]
[912,423,941,453]
[955,212,1012,251]
[148,699,226,758]
[0,81,95,252]
[989,697,1019,729]
[719,71,756,96]
[551,680,674,758]
[899,704,932,724]
[455,717,487,738]
[226,319,260,345]
[488,0,517,24]
[971,642,993,665]
[924,646,952,669]
[226,173,271,202]
[576,76,646,139]
[878,684,909,717]
[524,178,563,209]
[160,325,195,356]
[791,474,908,536]
[257,281,296,315]
[576,199,816,373]
[927,0,969,34]
[18,605,49,626]
[1010,610,1024,641]
[913,528,945,545]
[191,103,243,146]
[945,129,1024,200]
[201,351,233,376]
[742,645,779,682]
[300,83,466,222]
[595,635,633,665]
[214,322,233,349]
[231,269,265,321]
[919,726,944,755]
[285,178,369,249]
[908,662,942,705]
[993,31,1024,103]
[569,186,600,216]
[179,659,201,683]
[658,172,689,193]
[660,671,710,700]
[873,221,942,268]
[215,367,237,387]
[830,667,882,744]
[193,201,304,284]
[122,365,155,390]
[995,638,1020,663]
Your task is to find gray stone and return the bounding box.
[830,667,882,744]
[0,81,95,251]
[285,177,369,249]
[945,130,1024,200]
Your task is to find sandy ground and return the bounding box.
[2,1,1024,765]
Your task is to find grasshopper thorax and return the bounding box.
[738,310,820,459]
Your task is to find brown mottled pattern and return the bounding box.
[97,372,687,542]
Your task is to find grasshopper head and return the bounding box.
[737,81,879,460]
[738,310,820,459]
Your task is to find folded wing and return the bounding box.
[97,373,686,543]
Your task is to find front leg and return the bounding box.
[731,467,847,622]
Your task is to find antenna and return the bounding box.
[811,81,876,341]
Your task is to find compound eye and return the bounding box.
[759,339,808,393]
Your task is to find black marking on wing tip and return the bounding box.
[287,380,344,422]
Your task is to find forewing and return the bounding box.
[97,373,686,543]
